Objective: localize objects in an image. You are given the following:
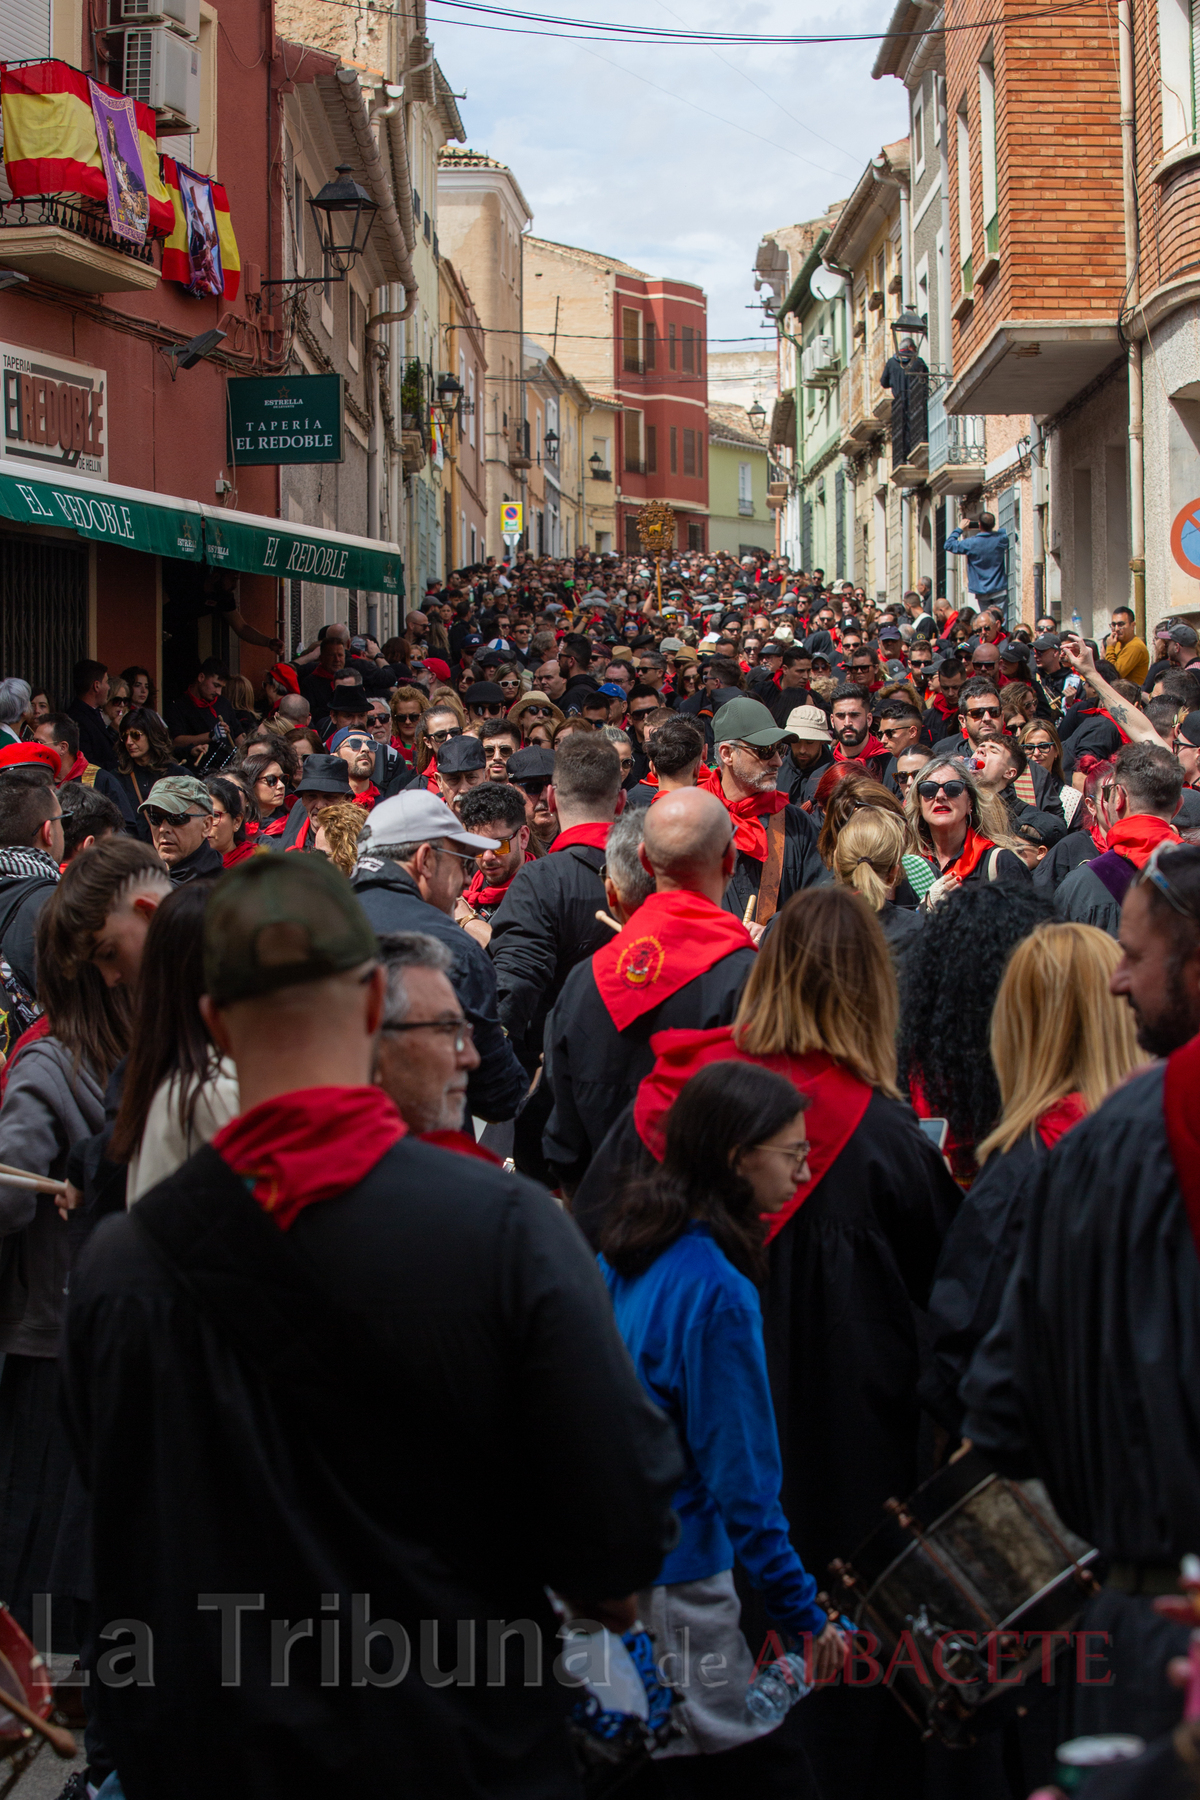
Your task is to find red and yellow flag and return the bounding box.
[0,60,172,237]
[161,156,240,300]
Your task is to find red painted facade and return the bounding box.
[613,275,709,556]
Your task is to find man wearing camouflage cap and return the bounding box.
[138,773,222,884]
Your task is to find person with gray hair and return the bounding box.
[0,678,31,748]
[374,931,482,1138]
[542,787,755,1189]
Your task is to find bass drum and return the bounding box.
[829,1447,1099,1745]
[0,1603,55,1795]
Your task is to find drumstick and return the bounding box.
[595,909,622,933]
[0,1165,67,1196]
[0,1686,76,1758]
[742,895,757,926]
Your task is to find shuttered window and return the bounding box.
[0,0,51,66]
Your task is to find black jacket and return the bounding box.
[721,804,825,920]
[1034,827,1099,894]
[542,945,756,1181]
[1054,856,1126,936]
[488,842,610,1069]
[66,698,118,772]
[62,1137,683,1800]
[777,746,832,806]
[167,839,224,886]
[352,860,527,1121]
[0,847,59,998]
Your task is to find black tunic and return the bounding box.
[541,946,757,1180]
[61,1138,683,1800]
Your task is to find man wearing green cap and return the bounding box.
[138,774,222,884]
[699,696,824,927]
[62,853,683,1798]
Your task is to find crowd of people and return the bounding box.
[0,542,1195,1800]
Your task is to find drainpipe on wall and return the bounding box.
[937,74,958,615]
[1118,0,1145,636]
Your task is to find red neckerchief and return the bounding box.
[420,1128,503,1165]
[1164,1032,1200,1266]
[926,824,994,882]
[833,734,888,764]
[391,737,417,768]
[222,841,258,868]
[213,1086,407,1232]
[633,1026,872,1243]
[592,890,756,1031]
[1036,1091,1087,1150]
[463,851,535,910]
[1090,821,1108,853]
[352,784,380,811]
[930,692,957,721]
[1105,814,1181,869]
[64,750,90,783]
[1078,706,1132,745]
[550,822,610,853]
[699,764,788,860]
[285,814,314,853]
[258,810,290,838]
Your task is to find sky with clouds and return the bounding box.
[429,0,909,348]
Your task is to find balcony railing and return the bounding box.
[738,498,754,516]
[622,353,644,375]
[928,384,986,473]
[0,194,159,263]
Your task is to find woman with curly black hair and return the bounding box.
[897,881,1054,1184]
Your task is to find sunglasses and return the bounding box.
[428,726,463,744]
[736,739,783,762]
[339,738,372,752]
[394,712,422,725]
[515,778,551,798]
[1026,740,1055,755]
[257,771,287,787]
[145,808,207,828]
[971,659,999,670]
[477,837,514,857]
[472,704,506,718]
[631,709,658,723]
[917,779,967,800]
[965,705,1002,719]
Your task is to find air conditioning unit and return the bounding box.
[120,27,201,131]
[113,0,199,38]
[810,335,835,372]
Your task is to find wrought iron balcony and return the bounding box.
[928,383,986,495]
[0,194,159,293]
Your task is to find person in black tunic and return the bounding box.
[543,790,756,1189]
[922,920,1144,1435]
[61,855,683,1800]
[574,888,959,1800]
[962,844,1200,1745]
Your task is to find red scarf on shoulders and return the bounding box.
[593,891,755,1031]
[550,822,610,853]
[64,750,91,783]
[258,809,291,839]
[213,1086,407,1231]
[1036,1091,1087,1149]
[699,764,788,861]
[1078,705,1132,745]
[222,840,259,869]
[834,734,888,764]
[463,851,535,910]
[633,1026,872,1243]
[420,1128,503,1165]
[926,824,994,883]
[352,783,380,811]
[1105,814,1180,869]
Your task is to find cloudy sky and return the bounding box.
[429,0,908,345]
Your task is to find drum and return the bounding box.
[829,1447,1099,1744]
[0,1603,55,1796]
[563,1623,679,1796]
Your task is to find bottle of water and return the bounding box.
[745,1650,812,1725]
[1070,609,1083,639]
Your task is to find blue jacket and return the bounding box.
[601,1223,827,1636]
[945,526,1009,597]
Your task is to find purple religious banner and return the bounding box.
[176,164,224,297]
[88,78,149,245]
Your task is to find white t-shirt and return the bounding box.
[126,1056,240,1204]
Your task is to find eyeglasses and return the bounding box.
[257,772,287,787]
[428,726,463,744]
[736,740,783,762]
[752,1139,811,1169]
[435,845,482,866]
[339,737,372,753]
[472,703,506,718]
[144,808,207,828]
[880,723,917,740]
[631,708,658,723]
[965,705,1002,719]
[895,767,925,786]
[394,712,422,725]
[381,1015,475,1054]
[477,837,514,857]
[917,779,967,801]
[1026,739,1055,757]
[1134,844,1200,920]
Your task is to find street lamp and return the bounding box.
[747,399,767,433]
[890,305,928,353]
[544,426,559,460]
[308,165,379,276]
[588,450,605,477]
[435,371,464,432]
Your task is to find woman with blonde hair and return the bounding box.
[905,754,1030,905]
[575,889,959,1791]
[923,921,1144,1433]
[312,800,367,878]
[832,808,923,955]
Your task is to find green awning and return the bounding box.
[0,466,403,593]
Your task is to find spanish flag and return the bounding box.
[0,60,172,237]
[161,156,240,300]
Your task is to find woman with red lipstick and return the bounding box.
[906,755,1029,905]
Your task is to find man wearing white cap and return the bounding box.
[353,792,528,1121]
[777,704,834,804]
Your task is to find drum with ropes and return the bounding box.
[0,1604,77,1793]
[829,1446,1099,1744]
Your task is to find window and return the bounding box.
[645,321,657,368]
[592,434,610,473]
[348,287,361,369]
[293,170,305,274]
[956,101,974,294]
[1158,0,1197,150]
[622,309,642,374]
[682,327,694,374]
[683,429,696,476]
[687,523,704,551]
[978,49,998,258]
[646,425,657,473]
[738,461,753,515]
[624,409,643,473]
[669,323,676,370]
[468,366,477,447]
[913,91,926,181]
[0,0,50,69]
[670,425,678,474]
[697,432,703,477]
